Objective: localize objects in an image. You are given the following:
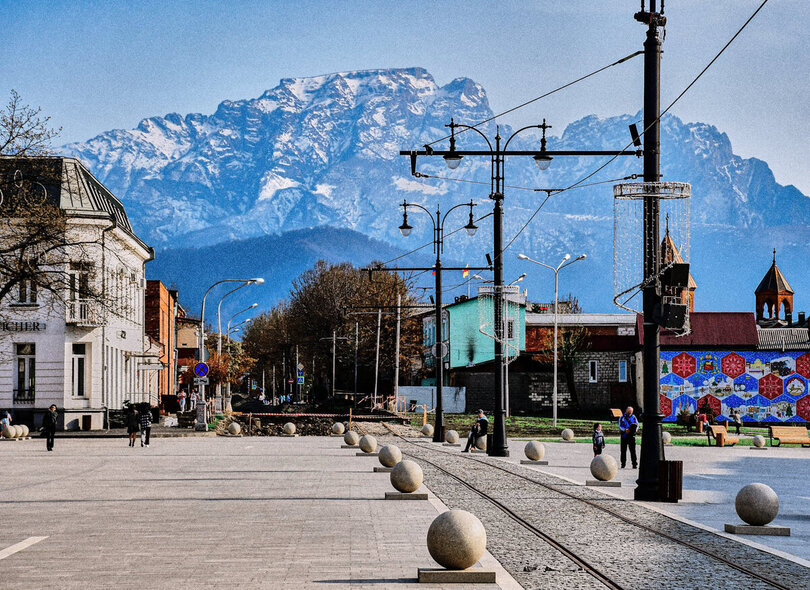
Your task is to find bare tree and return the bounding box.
[1,90,61,157]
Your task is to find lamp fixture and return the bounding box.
[443,117,463,170]
[533,118,553,171]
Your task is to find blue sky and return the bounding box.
[1,0,808,193]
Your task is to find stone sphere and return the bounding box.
[752,434,766,448]
[1,426,13,439]
[427,510,487,570]
[662,431,672,444]
[344,431,359,446]
[227,422,241,435]
[445,430,459,444]
[282,422,296,435]
[735,483,779,526]
[390,459,423,493]
[524,441,546,461]
[475,436,487,450]
[561,428,574,441]
[331,422,345,435]
[378,444,402,467]
[20,425,29,437]
[13,425,23,438]
[590,454,619,481]
[359,434,377,453]
[421,424,434,437]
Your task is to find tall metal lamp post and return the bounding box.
[399,199,478,442]
[518,253,586,427]
[401,119,638,456]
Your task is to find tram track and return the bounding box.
[382,426,803,590]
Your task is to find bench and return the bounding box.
[706,425,738,447]
[609,408,622,419]
[769,426,810,447]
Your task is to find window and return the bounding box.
[72,343,87,397]
[619,360,628,383]
[17,280,37,304]
[69,263,91,300]
[14,343,35,403]
[588,360,598,383]
[507,320,515,340]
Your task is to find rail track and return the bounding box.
[380,425,802,590]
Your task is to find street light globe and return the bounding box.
[251,278,265,284]
[399,222,413,237]
[464,221,477,236]
[249,303,258,308]
[517,254,529,260]
[563,254,571,261]
[578,254,587,260]
[443,154,463,170]
[533,154,553,170]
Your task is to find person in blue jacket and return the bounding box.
[618,406,639,468]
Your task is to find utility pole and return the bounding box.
[354,322,359,397]
[374,307,381,408]
[332,331,336,396]
[295,345,299,403]
[635,0,666,501]
[282,352,286,399]
[394,293,401,412]
[262,369,265,399]
[272,364,276,403]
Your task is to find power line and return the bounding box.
[501,0,770,252]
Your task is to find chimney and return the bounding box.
[786,312,793,327]
[799,312,806,327]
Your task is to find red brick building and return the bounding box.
[145,281,179,411]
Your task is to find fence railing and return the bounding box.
[13,388,35,404]
[66,299,102,325]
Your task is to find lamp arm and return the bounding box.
[403,202,437,229]
[439,200,476,230]
[502,124,543,152]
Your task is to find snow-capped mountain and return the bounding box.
[63,67,810,314]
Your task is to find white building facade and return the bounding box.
[0,157,155,430]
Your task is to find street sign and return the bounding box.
[193,377,209,385]
[297,363,304,371]
[297,376,304,385]
[194,362,209,378]
[287,378,294,385]
[430,342,449,358]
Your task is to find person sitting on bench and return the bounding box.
[463,409,489,452]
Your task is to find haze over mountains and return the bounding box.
[63,67,810,318]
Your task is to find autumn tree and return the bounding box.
[537,325,590,411]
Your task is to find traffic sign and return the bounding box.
[297,363,304,371]
[194,362,209,378]
[193,377,209,385]
[287,378,294,385]
[297,376,304,385]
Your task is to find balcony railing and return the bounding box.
[13,388,35,404]
[66,299,103,326]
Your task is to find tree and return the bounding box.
[537,324,590,411]
[1,90,60,157]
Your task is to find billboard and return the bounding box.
[659,350,810,423]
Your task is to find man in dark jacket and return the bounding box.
[42,404,58,451]
[139,405,152,447]
[618,406,639,468]
[463,409,489,452]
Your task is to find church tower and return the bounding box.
[755,249,793,324]
[660,222,697,312]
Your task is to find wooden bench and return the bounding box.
[609,408,623,419]
[769,426,810,447]
[706,425,738,447]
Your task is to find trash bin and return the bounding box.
[658,460,683,503]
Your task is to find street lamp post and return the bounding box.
[399,199,478,442]
[518,253,586,427]
[195,278,263,430]
[401,119,638,456]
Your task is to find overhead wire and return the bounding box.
[501,0,770,252]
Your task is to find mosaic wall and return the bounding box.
[659,350,810,423]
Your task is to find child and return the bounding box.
[592,423,606,456]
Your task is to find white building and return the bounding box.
[0,157,155,430]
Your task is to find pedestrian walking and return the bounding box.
[42,404,58,451]
[139,405,152,447]
[592,423,606,456]
[1,410,11,428]
[178,389,186,413]
[618,406,638,468]
[462,409,489,452]
[126,404,140,447]
[190,389,197,411]
[732,410,742,435]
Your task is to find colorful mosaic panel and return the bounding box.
[660,350,810,422]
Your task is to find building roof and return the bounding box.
[755,251,793,294]
[757,327,810,351]
[638,312,759,348]
[0,156,147,249]
[526,313,637,326]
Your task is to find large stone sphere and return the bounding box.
[427,510,487,570]
[590,455,619,481]
[735,483,779,526]
[1,426,13,439]
[561,428,574,441]
[227,422,241,435]
[378,444,402,467]
[475,436,487,450]
[344,431,360,446]
[662,431,672,444]
[752,434,766,448]
[390,459,423,493]
[421,424,434,437]
[359,434,377,453]
[445,430,459,444]
[282,422,296,435]
[13,425,23,438]
[524,441,546,461]
[331,422,345,435]
[20,425,29,437]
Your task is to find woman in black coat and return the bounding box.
[42,404,58,451]
[126,404,140,447]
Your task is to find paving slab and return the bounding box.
[0,435,513,589]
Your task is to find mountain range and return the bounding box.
[62,67,810,318]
